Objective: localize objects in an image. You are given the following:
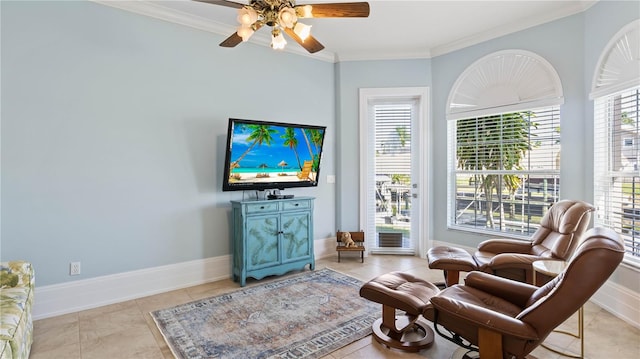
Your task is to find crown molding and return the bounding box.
[336,48,431,62]
[92,0,597,62]
[91,0,336,63]
[430,0,598,58]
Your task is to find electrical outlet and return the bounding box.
[70,262,81,276]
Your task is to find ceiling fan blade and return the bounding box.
[219,22,264,48]
[283,27,325,53]
[220,33,244,47]
[297,2,370,18]
[193,0,244,9]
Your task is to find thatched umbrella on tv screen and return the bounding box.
[278,160,288,176]
[258,163,269,178]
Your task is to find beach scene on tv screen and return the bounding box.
[227,123,324,184]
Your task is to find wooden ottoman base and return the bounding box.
[371,306,434,352]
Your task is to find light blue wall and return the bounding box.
[429,0,638,293]
[2,0,638,294]
[335,59,431,229]
[334,1,639,293]
[430,10,587,248]
[1,1,336,285]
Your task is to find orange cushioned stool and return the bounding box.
[359,271,439,352]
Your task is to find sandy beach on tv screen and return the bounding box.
[229,171,316,183]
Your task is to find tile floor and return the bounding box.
[31,254,640,359]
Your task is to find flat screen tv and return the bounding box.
[222,118,327,192]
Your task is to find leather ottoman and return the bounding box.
[359,271,439,352]
[427,246,478,287]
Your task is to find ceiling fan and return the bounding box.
[194,1,370,53]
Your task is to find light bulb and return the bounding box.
[237,7,258,26]
[293,23,311,41]
[278,8,297,28]
[237,25,254,42]
[271,32,287,50]
[281,11,292,23]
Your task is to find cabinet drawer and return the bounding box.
[282,200,310,211]
[245,202,279,213]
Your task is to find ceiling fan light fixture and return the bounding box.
[293,22,312,41]
[271,29,287,50]
[278,7,297,28]
[237,25,255,42]
[206,0,370,53]
[237,6,258,26]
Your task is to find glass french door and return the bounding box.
[359,88,429,255]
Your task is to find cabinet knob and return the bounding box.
[294,203,299,206]
[260,206,265,209]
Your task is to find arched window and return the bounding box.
[592,20,640,265]
[447,50,564,236]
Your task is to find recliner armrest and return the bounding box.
[431,295,539,340]
[464,272,537,307]
[485,253,544,270]
[477,239,532,254]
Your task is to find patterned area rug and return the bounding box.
[151,268,380,359]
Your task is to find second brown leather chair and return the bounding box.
[474,199,595,283]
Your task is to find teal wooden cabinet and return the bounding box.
[231,197,315,286]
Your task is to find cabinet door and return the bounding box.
[281,211,311,262]
[246,214,280,270]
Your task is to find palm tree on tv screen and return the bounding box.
[310,129,323,153]
[282,127,302,169]
[301,128,324,171]
[300,128,314,164]
[231,124,277,169]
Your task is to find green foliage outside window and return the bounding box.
[456,112,538,228]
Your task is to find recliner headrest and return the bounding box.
[540,200,595,234]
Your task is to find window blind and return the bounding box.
[448,108,560,236]
[375,104,411,174]
[594,87,640,265]
[368,103,414,253]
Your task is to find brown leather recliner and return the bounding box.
[474,199,595,283]
[423,227,624,359]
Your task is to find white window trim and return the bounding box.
[591,19,640,268]
[590,19,640,100]
[593,88,640,268]
[447,49,564,121]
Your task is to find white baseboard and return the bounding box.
[591,278,640,329]
[35,240,639,329]
[33,239,340,320]
[315,236,340,259]
[33,255,232,320]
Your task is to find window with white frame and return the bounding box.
[591,20,640,265]
[594,88,640,263]
[449,108,560,235]
[446,50,564,236]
